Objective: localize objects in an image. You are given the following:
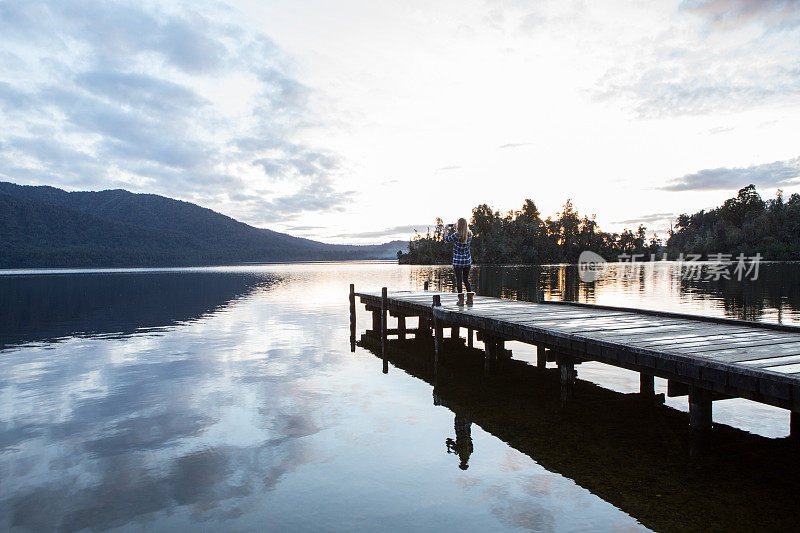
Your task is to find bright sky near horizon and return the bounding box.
[1,0,799,243]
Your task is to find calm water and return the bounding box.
[2,262,800,532]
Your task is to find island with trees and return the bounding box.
[398,185,800,264]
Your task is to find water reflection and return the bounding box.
[421,262,800,324]
[434,393,474,470]
[0,272,274,350]
[2,262,800,531]
[361,333,800,532]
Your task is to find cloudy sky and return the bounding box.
[1,0,799,243]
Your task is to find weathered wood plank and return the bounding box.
[669,342,800,362]
[739,354,800,367]
[628,331,790,349]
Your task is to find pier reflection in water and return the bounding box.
[359,331,800,532]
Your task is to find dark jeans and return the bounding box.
[454,265,472,293]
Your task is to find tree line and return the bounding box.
[665,184,800,260]
[399,198,661,264]
[398,185,799,264]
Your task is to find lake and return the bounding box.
[2,261,800,532]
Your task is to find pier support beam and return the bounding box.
[689,387,712,430]
[371,309,381,332]
[791,411,800,442]
[433,295,443,368]
[537,346,547,369]
[484,337,498,375]
[467,328,473,348]
[380,288,388,352]
[349,283,356,352]
[640,373,655,396]
[452,325,460,340]
[397,316,406,341]
[417,317,431,338]
[558,354,576,401]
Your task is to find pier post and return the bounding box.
[424,281,430,291]
[397,315,406,340]
[371,309,381,332]
[381,287,388,357]
[349,283,356,352]
[484,336,495,375]
[791,411,800,442]
[417,316,431,338]
[433,295,443,367]
[467,328,473,348]
[452,326,460,340]
[558,354,576,401]
[536,346,547,368]
[640,373,655,396]
[689,387,712,430]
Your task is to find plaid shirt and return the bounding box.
[444,232,472,266]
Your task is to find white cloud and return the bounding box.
[0,0,352,224]
[593,0,800,117]
[662,156,800,191]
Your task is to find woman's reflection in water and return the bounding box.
[434,392,473,470]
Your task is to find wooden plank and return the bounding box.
[516,314,682,326]
[761,362,800,374]
[578,325,691,339]
[739,354,800,367]
[542,300,800,333]
[456,308,626,319]
[686,336,800,353]
[627,330,787,348]
[546,319,688,334]
[669,342,800,362]
[595,325,760,343]
[580,325,732,342]
[489,313,654,326]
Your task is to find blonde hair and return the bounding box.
[457,218,470,243]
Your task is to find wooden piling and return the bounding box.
[452,325,460,340]
[791,411,800,441]
[536,346,547,368]
[381,287,388,356]
[484,338,493,375]
[640,373,655,396]
[397,315,406,341]
[349,283,356,352]
[467,328,473,348]
[558,354,576,401]
[689,387,713,430]
[433,294,442,366]
[371,309,381,332]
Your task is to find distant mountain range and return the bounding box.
[0,182,406,268]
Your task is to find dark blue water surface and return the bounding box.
[2,262,800,532]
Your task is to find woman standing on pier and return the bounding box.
[444,218,473,304]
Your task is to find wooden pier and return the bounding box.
[351,285,800,432]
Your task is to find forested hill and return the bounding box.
[665,185,800,260]
[0,182,404,268]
